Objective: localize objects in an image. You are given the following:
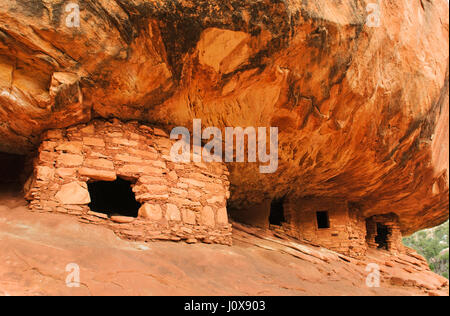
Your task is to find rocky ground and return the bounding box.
[0,192,448,296]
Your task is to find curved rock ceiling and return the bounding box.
[0,0,448,234]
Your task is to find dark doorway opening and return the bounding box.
[316,211,330,229]
[87,178,140,217]
[0,152,27,193]
[375,223,389,250]
[269,198,286,226]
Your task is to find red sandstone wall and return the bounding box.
[25,119,232,245]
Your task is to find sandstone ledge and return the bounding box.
[0,198,448,296]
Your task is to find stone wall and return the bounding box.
[366,213,405,254]
[283,198,368,258]
[24,119,232,245]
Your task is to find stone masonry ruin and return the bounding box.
[230,197,405,258]
[22,118,408,257]
[24,119,232,245]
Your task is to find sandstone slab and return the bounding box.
[79,168,117,181]
[139,204,162,221]
[55,182,90,205]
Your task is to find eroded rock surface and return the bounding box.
[0,195,448,296]
[0,0,449,234]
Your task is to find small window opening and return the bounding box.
[87,178,140,217]
[375,223,390,250]
[316,211,330,229]
[269,198,286,226]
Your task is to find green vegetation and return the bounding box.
[403,221,449,279]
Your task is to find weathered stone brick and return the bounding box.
[201,206,215,227]
[41,129,63,140]
[38,151,57,164]
[177,183,189,189]
[87,211,109,219]
[109,132,123,138]
[138,176,164,184]
[57,154,83,167]
[128,148,159,159]
[111,216,135,223]
[83,137,105,147]
[170,188,188,196]
[142,184,168,194]
[153,128,168,137]
[36,166,54,181]
[56,168,76,178]
[111,138,138,147]
[217,208,228,224]
[168,171,178,181]
[182,209,197,225]
[115,154,143,163]
[204,183,225,193]
[84,158,115,170]
[169,197,201,207]
[180,178,206,188]
[188,189,202,199]
[165,204,181,221]
[136,193,169,201]
[41,141,58,152]
[79,168,117,181]
[80,125,95,135]
[55,182,90,205]
[117,165,163,176]
[56,141,83,154]
[207,195,225,204]
[139,204,162,221]
[148,160,167,169]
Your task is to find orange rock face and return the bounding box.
[0,0,449,234]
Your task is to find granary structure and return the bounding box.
[25,119,405,256]
[24,119,232,245]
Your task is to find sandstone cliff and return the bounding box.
[0,0,449,234]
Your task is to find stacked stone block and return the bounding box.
[24,119,232,245]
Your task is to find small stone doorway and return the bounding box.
[365,214,404,254]
[269,198,286,226]
[375,223,390,250]
[87,178,141,217]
